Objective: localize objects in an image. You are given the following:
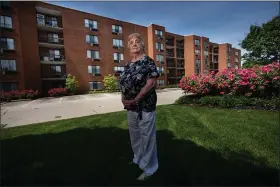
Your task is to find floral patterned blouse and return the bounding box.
[119,55,160,112]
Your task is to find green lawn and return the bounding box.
[1,105,279,186]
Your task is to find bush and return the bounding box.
[88,89,120,94]
[103,74,118,90]
[48,88,68,97]
[66,74,79,94]
[175,95,280,110]
[179,62,280,98]
[1,89,39,102]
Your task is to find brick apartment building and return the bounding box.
[0,1,241,94]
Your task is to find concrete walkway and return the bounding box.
[1,89,185,128]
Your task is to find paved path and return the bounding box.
[1,89,185,128]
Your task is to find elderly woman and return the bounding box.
[119,33,160,181]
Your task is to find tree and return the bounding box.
[65,74,79,94]
[240,16,280,68]
[103,74,117,91]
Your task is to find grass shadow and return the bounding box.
[1,127,279,186]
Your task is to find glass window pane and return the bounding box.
[88,66,92,73]
[120,53,124,60]
[86,35,90,42]
[7,38,14,49]
[5,16,12,28]
[87,50,91,58]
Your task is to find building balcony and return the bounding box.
[41,64,66,81]
[41,74,66,81]
[40,54,66,65]
[38,36,64,49]
[36,7,63,33]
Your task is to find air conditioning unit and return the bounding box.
[92,58,95,61]
[92,74,95,76]
[91,43,94,46]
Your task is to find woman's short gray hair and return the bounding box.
[127,33,145,53]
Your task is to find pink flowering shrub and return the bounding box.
[179,62,280,97]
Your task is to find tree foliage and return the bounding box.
[241,16,280,68]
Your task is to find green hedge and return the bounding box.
[175,95,280,110]
[88,89,120,94]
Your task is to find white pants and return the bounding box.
[127,110,159,175]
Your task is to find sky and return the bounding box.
[48,1,279,58]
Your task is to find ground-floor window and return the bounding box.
[89,81,102,90]
[0,82,18,92]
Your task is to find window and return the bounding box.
[36,14,45,25]
[195,50,200,55]
[156,55,164,63]
[47,33,59,43]
[195,67,200,74]
[0,59,16,71]
[196,59,200,65]
[0,1,12,8]
[88,65,100,74]
[113,52,124,61]
[89,81,102,90]
[157,67,164,74]
[0,82,18,92]
[84,19,97,29]
[203,42,208,47]
[87,50,100,59]
[155,30,163,36]
[156,42,164,50]
[86,35,98,44]
[49,50,60,59]
[235,58,238,62]
[204,59,208,65]
[157,80,164,86]
[113,39,123,47]
[0,15,12,28]
[235,51,239,56]
[194,39,200,45]
[114,66,124,73]
[0,37,14,50]
[235,64,238,69]
[112,25,122,33]
[227,63,231,68]
[46,17,58,27]
[204,51,208,56]
[51,65,62,74]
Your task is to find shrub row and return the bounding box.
[175,94,280,110]
[179,62,280,98]
[48,88,68,97]
[88,89,120,94]
[1,89,39,102]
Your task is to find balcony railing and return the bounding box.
[0,23,12,29]
[37,17,62,28]
[40,54,65,62]
[38,36,64,45]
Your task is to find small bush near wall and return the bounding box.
[48,88,68,97]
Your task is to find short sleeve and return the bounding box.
[146,60,160,79]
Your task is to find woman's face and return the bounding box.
[129,37,142,54]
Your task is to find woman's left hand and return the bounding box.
[123,99,136,107]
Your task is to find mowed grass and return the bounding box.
[1,105,279,186]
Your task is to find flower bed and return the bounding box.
[1,89,40,102]
[48,88,68,97]
[179,62,280,98]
